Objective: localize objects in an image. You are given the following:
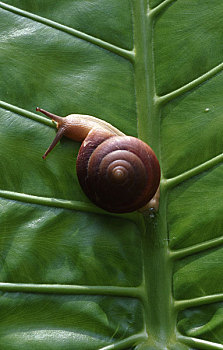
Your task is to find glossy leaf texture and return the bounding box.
[0,0,223,349]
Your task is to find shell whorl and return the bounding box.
[76,134,160,213]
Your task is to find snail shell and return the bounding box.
[77,132,160,213]
[36,108,160,213]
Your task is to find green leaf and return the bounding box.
[0,0,223,349]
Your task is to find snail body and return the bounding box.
[36,108,160,213]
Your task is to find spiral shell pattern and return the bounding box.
[76,134,160,213]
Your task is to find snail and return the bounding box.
[36,107,160,213]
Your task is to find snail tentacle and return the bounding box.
[36,107,63,124]
[42,127,66,159]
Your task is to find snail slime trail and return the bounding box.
[36,108,161,213]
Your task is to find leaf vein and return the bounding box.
[99,333,147,350]
[149,0,177,17]
[170,235,223,261]
[0,1,134,61]
[175,293,223,311]
[0,282,142,298]
[178,335,223,350]
[162,152,223,189]
[0,100,53,127]
[156,62,223,105]
[0,189,145,231]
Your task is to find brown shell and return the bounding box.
[76,134,160,213]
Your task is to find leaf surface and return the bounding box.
[0,0,223,349]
